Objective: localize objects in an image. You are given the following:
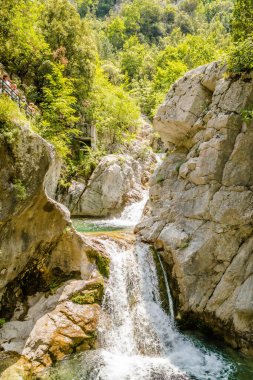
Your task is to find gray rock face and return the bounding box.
[63,155,145,217]
[0,125,93,311]
[137,63,253,355]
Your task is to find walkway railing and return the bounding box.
[0,79,35,118]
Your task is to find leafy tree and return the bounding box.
[96,0,117,18]
[231,0,253,41]
[90,69,141,147]
[39,63,79,157]
[228,0,253,73]
[120,37,147,82]
[0,0,49,79]
[107,17,127,49]
[41,0,96,100]
[75,0,98,17]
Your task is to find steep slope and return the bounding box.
[136,62,253,355]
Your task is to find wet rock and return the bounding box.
[23,301,100,372]
[0,278,103,372]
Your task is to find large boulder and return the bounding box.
[57,120,158,217]
[136,63,253,355]
[65,155,145,217]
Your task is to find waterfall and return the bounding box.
[89,239,233,380]
[43,188,235,380]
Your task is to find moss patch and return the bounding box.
[71,278,104,305]
[87,249,110,278]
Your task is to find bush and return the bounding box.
[0,96,26,128]
[227,35,253,73]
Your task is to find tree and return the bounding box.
[120,37,147,82]
[228,0,253,73]
[39,63,79,157]
[107,17,126,49]
[0,0,49,80]
[90,69,140,147]
[41,0,96,100]
[231,0,253,41]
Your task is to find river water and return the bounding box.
[41,193,253,380]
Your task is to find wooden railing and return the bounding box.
[0,79,35,118]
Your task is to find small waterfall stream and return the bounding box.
[157,253,175,320]
[43,192,239,380]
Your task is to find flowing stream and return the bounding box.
[42,192,253,380]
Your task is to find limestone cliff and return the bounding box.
[0,123,107,372]
[136,62,253,355]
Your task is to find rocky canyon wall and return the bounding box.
[136,62,253,355]
[0,124,107,373]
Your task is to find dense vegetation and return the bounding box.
[228,0,253,73]
[0,0,252,182]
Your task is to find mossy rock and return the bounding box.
[71,278,104,305]
[87,249,110,278]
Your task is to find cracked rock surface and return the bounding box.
[136,62,253,355]
[59,154,144,217]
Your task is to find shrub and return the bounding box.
[227,36,253,73]
[0,96,25,128]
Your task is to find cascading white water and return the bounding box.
[89,239,234,380]
[43,176,236,380]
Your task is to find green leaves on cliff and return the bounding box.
[91,69,140,147]
[228,0,253,73]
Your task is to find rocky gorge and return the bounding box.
[0,61,253,380]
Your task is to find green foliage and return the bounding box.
[41,0,96,101]
[75,0,98,17]
[107,17,127,49]
[78,146,106,180]
[0,96,25,128]
[87,249,110,278]
[90,69,140,148]
[231,0,253,42]
[38,63,79,157]
[0,96,25,144]
[71,290,99,304]
[0,318,6,328]
[96,0,117,17]
[228,35,253,73]
[13,180,27,201]
[240,106,253,124]
[228,0,253,73]
[0,0,49,79]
